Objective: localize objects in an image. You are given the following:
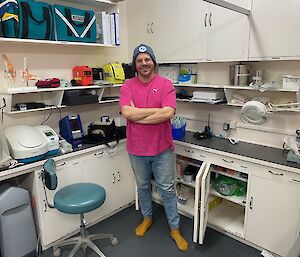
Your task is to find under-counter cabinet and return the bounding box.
[172,143,300,256]
[21,143,135,250]
[245,169,300,256]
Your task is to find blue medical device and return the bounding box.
[59,114,84,149]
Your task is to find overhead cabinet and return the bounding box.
[249,0,300,60]
[127,0,251,62]
[127,0,179,62]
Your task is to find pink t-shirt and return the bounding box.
[119,74,176,156]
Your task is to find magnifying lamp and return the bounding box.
[241,100,300,125]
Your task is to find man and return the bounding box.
[119,44,188,251]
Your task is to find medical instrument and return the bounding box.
[59,114,84,149]
[4,125,59,163]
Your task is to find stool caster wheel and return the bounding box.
[111,237,118,246]
[53,248,61,257]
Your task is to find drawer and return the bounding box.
[250,164,300,185]
[212,155,250,174]
[174,144,209,162]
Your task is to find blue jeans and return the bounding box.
[129,148,180,230]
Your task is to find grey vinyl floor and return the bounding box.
[40,203,262,257]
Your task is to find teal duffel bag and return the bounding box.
[53,4,96,43]
[0,0,19,38]
[18,0,54,40]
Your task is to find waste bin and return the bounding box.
[0,184,37,257]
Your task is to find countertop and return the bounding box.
[175,131,300,170]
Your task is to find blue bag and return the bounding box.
[53,4,96,43]
[0,0,19,38]
[18,0,54,40]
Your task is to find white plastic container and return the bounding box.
[282,75,300,90]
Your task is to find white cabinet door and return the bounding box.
[35,157,83,248]
[207,0,250,61]
[127,0,154,51]
[151,0,179,62]
[249,0,300,60]
[177,0,208,61]
[81,149,118,224]
[198,163,211,244]
[246,175,300,256]
[106,145,135,208]
[193,162,209,243]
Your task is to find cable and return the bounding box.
[41,106,53,125]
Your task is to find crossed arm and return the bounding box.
[121,101,175,124]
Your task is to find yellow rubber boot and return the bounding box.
[135,217,153,237]
[170,229,188,251]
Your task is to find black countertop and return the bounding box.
[176,131,300,170]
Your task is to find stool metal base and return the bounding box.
[53,214,117,257]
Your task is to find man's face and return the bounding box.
[135,53,155,77]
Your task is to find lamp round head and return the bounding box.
[241,100,268,125]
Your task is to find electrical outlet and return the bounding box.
[223,123,230,131]
[229,121,237,130]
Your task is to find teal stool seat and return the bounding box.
[54,183,106,214]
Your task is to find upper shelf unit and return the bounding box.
[0,0,120,47]
[0,37,116,47]
[174,83,300,111]
[0,85,122,114]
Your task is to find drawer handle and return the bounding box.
[291,179,300,184]
[112,173,116,183]
[222,159,234,164]
[184,149,194,154]
[117,171,120,181]
[268,170,284,176]
[57,162,66,167]
[94,151,104,156]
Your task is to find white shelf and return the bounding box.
[99,99,119,104]
[176,177,196,188]
[210,169,248,182]
[0,85,122,95]
[208,201,245,238]
[0,37,116,47]
[210,187,246,206]
[178,200,195,216]
[174,83,299,92]
[7,105,66,114]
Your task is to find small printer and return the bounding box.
[102,63,125,84]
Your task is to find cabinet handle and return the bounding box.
[112,173,116,183]
[57,162,66,167]
[291,179,300,184]
[94,151,104,156]
[150,22,154,33]
[199,154,206,159]
[72,162,79,166]
[204,13,207,27]
[146,22,150,33]
[240,165,248,169]
[117,171,120,181]
[184,149,194,154]
[222,159,234,164]
[249,197,253,210]
[268,170,284,176]
[209,13,212,26]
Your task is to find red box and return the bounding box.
[73,66,93,86]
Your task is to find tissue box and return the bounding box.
[282,75,300,90]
